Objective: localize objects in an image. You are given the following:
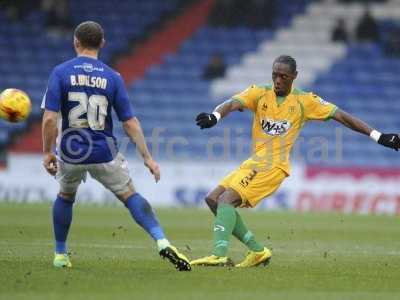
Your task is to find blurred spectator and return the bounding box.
[203,53,226,80]
[339,0,386,2]
[246,0,276,28]
[208,0,276,28]
[41,0,72,38]
[208,0,241,27]
[331,18,349,43]
[0,0,36,21]
[356,9,380,43]
[384,28,400,57]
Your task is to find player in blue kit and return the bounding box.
[41,21,191,271]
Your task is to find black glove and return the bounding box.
[378,133,400,151]
[195,112,218,129]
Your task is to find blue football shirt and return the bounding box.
[42,56,134,164]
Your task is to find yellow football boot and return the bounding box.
[53,253,72,268]
[235,247,272,268]
[190,255,234,267]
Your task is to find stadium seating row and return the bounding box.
[127,1,400,166]
[0,0,179,143]
[1,0,399,167]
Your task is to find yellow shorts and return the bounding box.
[219,164,288,208]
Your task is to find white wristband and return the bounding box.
[370,129,381,142]
[212,111,221,122]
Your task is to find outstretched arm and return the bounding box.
[332,108,372,135]
[195,99,243,129]
[123,117,160,182]
[332,108,400,151]
[42,110,58,175]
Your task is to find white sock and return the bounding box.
[157,238,171,251]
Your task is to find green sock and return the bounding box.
[212,203,237,257]
[232,211,264,252]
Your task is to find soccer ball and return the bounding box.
[0,88,32,122]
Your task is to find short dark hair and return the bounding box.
[74,21,104,49]
[273,55,297,73]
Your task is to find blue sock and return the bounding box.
[52,195,74,254]
[125,193,165,241]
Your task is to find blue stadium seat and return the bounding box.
[122,1,316,161]
[0,0,179,148]
[307,34,400,167]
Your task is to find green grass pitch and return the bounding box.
[1,202,399,300]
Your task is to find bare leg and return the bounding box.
[205,185,225,215]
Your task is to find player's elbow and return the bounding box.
[42,110,58,128]
[123,117,141,134]
[231,99,243,111]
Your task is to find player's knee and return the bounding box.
[205,196,218,214]
[217,189,242,207]
[205,186,225,212]
[205,194,217,205]
[115,182,136,203]
[58,192,76,202]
